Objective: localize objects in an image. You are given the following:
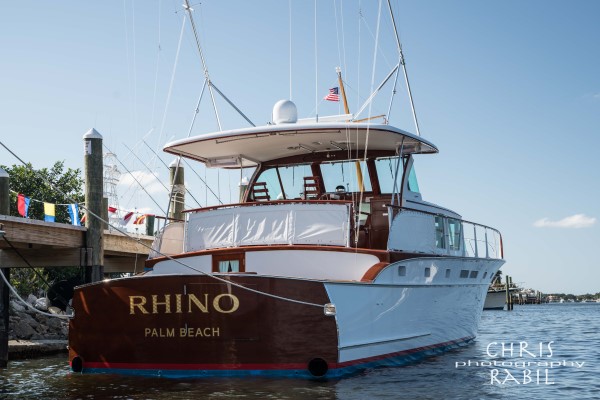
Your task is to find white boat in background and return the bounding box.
[68,1,505,378]
[484,286,507,310]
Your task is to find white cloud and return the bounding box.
[117,170,168,196]
[533,214,596,228]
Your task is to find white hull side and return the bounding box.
[325,257,504,363]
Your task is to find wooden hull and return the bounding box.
[69,275,340,377]
[69,255,501,378]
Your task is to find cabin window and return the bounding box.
[398,265,406,276]
[252,168,280,200]
[460,270,469,278]
[447,218,462,251]
[212,253,245,273]
[469,271,478,279]
[424,267,431,278]
[483,271,488,279]
[407,165,420,193]
[276,164,312,199]
[435,216,445,249]
[446,269,451,278]
[375,157,403,194]
[320,160,372,193]
[219,260,239,272]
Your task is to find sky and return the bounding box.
[1,1,599,294]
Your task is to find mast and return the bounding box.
[336,67,364,192]
[336,67,350,115]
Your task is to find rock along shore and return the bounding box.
[7,295,70,360]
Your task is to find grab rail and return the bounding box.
[388,205,503,260]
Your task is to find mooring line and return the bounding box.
[0,140,327,311]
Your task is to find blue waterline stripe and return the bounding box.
[77,337,474,379]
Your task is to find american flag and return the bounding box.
[324,87,340,102]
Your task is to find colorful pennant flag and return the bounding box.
[122,211,134,224]
[81,214,87,224]
[17,193,30,217]
[324,87,340,102]
[108,206,117,213]
[133,214,146,225]
[44,202,56,222]
[67,204,81,226]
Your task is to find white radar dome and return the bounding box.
[272,100,298,124]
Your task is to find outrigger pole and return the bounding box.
[182,0,255,129]
[386,0,421,136]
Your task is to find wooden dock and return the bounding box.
[0,215,153,273]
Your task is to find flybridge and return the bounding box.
[163,102,438,168]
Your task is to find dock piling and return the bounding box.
[0,167,10,367]
[169,159,185,222]
[83,129,104,283]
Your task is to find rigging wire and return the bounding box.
[150,0,162,138]
[103,144,167,215]
[289,0,293,100]
[156,13,187,159]
[142,140,216,206]
[386,0,421,136]
[357,0,383,225]
[0,140,325,309]
[183,0,222,131]
[314,0,318,120]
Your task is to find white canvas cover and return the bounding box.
[185,203,350,251]
[149,222,185,258]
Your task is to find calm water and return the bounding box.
[1,304,599,399]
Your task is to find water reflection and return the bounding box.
[1,304,599,399]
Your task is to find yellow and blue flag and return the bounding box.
[44,202,55,222]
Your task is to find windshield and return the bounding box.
[320,161,372,193]
[251,157,414,201]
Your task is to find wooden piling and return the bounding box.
[169,159,185,222]
[0,167,10,367]
[83,129,104,283]
[508,276,514,310]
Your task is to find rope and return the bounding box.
[0,141,325,310]
[1,236,73,310]
[0,268,71,320]
[8,190,78,207]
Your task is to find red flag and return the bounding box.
[17,193,30,217]
[80,214,87,224]
[122,211,134,224]
[108,206,117,213]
